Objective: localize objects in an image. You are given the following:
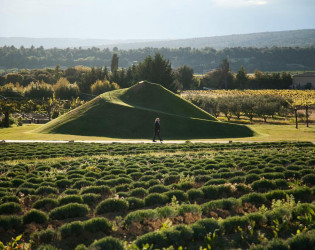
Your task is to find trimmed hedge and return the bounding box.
[89,236,124,250]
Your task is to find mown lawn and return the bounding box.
[0,123,314,142]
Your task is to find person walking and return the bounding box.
[153,118,163,142]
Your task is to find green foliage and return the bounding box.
[0,202,22,215]
[95,199,129,214]
[32,229,57,244]
[90,236,124,250]
[32,198,59,211]
[49,203,89,220]
[23,209,48,224]
[0,215,22,230]
[144,193,168,206]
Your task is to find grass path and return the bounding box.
[0,124,315,142]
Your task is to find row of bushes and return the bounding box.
[123,186,315,227]
[0,141,312,160]
[133,203,315,249]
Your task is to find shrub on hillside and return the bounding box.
[0,202,22,215]
[81,185,111,195]
[82,193,101,206]
[95,199,129,214]
[59,195,83,205]
[23,209,48,224]
[0,215,22,230]
[251,179,276,192]
[125,197,145,210]
[84,217,112,234]
[302,174,315,186]
[129,188,148,198]
[89,236,124,250]
[144,193,168,207]
[60,221,84,238]
[32,198,59,211]
[49,203,89,220]
[32,229,57,244]
[35,186,59,195]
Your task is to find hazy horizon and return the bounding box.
[0,0,314,40]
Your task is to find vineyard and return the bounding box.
[0,142,315,249]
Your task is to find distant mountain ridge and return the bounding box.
[0,29,314,49]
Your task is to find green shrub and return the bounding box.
[252,179,276,192]
[1,195,19,203]
[90,236,124,250]
[81,185,111,195]
[266,190,287,201]
[35,186,59,195]
[63,189,79,195]
[125,197,145,210]
[156,206,177,219]
[246,213,267,228]
[32,198,59,211]
[82,193,101,206]
[37,244,59,250]
[0,215,22,230]
[220,215,250,234]
[245,174,260,184]
[60,221,84,238]
[129,188,148,198]
[49,203,89,220]
[164,175,180,185]
[56,179,72,188]
[301,174,315,186]
[75,244,87,250]
[164,225,194,247]
[124,209,158,226]
[287,187,312,202]
[165,190,188,202]
[241,192,267,206]
[95,199,129,214]
[23,209,48,224]
[148,185,170,194]
[202,185,219,200]
[84,217,112,234]
[144,193,168,206]
[0,202,22,214]
[178,204,202,216]
[205,179,227,185]
[192,218,220,239]
[187,189,204,201]
[32,229,57,244]
[288,229,315,250]
[59,195,83,205]
[135,231,167,249]
[202,198,241,214]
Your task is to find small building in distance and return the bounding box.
[291,73,315,89]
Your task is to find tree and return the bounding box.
[53,78,79,99]
[174,65,194,90]
[220,58,230,89]
[90,80,119,95]
[137,53,175,91]
[24,81,53,99]
[236,66,248,89]
[111,53,119,72]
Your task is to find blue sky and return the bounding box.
[0,0,314,39]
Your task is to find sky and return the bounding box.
[0,0,314,39]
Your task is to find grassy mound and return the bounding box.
[36,81,254,139]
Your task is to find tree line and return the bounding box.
[188,94,292,122]
[1,45,315,73]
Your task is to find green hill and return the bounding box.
[36,82,254,139]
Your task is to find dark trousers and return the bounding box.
[153,131,162,141]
